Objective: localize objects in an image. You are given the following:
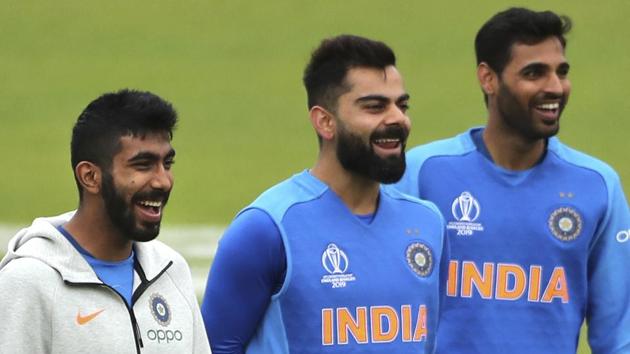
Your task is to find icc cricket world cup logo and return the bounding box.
[322,243,349,274]
[451,191,481,222]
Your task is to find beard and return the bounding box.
[336,122,408,184]
[101,171,169,242]
[496,81,566,141]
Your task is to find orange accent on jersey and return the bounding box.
[496,264,527,300]
[370,306,399,343]
[76,309,105,325]
[321,304,428,345]
[528,266,542,302]
[401,305,412,342]
[461,261,494,298]
[337,307,368,344]
[447,261,458,297]
[413,305,427,342]
[449,260,570,304]
[541,267,569,303]
[322,309,334,345]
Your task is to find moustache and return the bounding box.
[132,189,170,205]
[370,125,409,143]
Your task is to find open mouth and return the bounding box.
[371,137,403,157]
[534,102,561,122]
[135,200,163,222]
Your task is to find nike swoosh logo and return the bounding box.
[76,309,105,325]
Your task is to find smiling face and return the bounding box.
[102,131,175,242]
[333,65,411,183]
[491,36,571,140]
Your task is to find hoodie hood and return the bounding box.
[0,211,101,283]
[1,211,176,284]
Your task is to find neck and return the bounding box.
[65,202,133,261]
[311,149,380,215]
[483,120,546,171]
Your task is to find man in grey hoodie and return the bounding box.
[0,89,210,354]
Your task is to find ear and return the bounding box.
[477,62,498,97]
[75,161,102,196]
[309,106,335,141]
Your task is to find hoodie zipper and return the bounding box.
[65,260,173,354]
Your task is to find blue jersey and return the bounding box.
[394,128,630,354]
[208,170,447,354]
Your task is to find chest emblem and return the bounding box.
[548,206,583,242]
[447,191,484,236]
[149,293,171,327]
[406,242,433,277]
[320,243,356,288]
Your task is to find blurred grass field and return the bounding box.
[3,1,629,352]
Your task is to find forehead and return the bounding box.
[114,132,173,160]
[506,37,567,71]
[342,65,405,99]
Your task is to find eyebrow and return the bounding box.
[355,93,410,104]
[128,148,176,163]
[520,61,570,73]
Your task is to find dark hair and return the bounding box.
[475,7,572,75]
[303,34,396,112]
[71,89,177,195]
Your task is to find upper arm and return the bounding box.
[201,208,286,354]
[0,257,57,352]
[587,178,630,353]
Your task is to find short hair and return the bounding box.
[303,34,396,112]
[475,7,572,76]
[71,89,177,195]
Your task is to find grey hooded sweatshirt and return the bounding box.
[0,211,211,354]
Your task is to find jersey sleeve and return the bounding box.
[587,176,630,353]
[201,208,286,354]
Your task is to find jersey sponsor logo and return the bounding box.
[406,242,433,277]
[447,192,484,236]
[321,243,356,288]
[76,308,105,325]
[446,260,569,303]
[321,305,427,346]
[616,229,630,243]
[548,207,582,241]
[149,293,171,327]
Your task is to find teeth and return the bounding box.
[374,138,399,143]
[537,103,559,110]
[139,201,161,208]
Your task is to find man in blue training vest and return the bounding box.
[202,35,448,354]
[394,7,630,354]
[0,90,210,353]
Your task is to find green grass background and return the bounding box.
[2,1,629,352]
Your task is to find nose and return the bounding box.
[151,165,173,191]
[545,73,565,95]
[384,104,410,126]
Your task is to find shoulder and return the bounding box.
[0,257,61,296]
[382,186,445,223]
[245,171,328,222]
[407,131,475,163]
[549,139,621,187]
[396,129,478,196]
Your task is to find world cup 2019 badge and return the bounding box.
[149,293,171,327]
[548,206,583,241]
[447,191,484,236]
[320,243,356,289]
[406,242,433,277]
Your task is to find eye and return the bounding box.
[522,68,543,79]
[398,102,410,113]
[164,158,175,170]
[364,103,385,112]
[557,66,570,78]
